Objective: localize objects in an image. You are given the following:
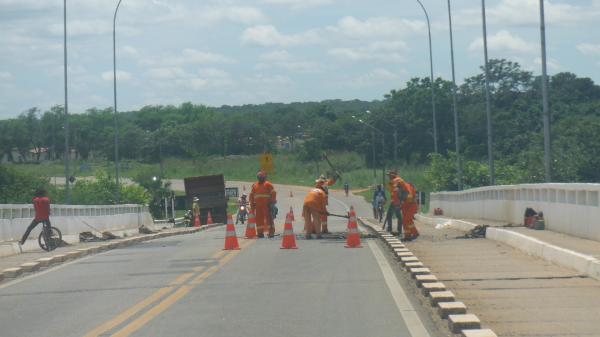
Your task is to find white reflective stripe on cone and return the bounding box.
[349,216,357,222]
[283,229,294,235]
[226,231,237,238]
[348,228,360,234]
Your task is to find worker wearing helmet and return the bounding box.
[314,172,339,234]
[384,171,404,236]
[303,186,327,239]
[249,171,277,238]
[192,197,201,220]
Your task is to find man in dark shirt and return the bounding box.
[20,189,51,245]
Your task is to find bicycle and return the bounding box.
[38,222,62,251]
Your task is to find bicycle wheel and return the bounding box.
[38,226,63,251]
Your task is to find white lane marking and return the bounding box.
[368,240,432,337]
[0,253,99,290]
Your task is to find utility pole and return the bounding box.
[539,0,552,182]
[63,0,71,204]
[415,0,438,154]
[113,0,123,204]
[481,0,495,185]
[447,0,463,190]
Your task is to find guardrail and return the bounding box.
[430,183,600,242]
[0,204,149,220]
[0,204,153,244]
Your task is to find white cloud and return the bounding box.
[48,20,139,37]
[101,70,132,81]
[457,0,600,27]
[469,30,535,54]
[350,68,406,88]
[577,43,600,56]
[329,41,408,62]
[146,67,189,80]
[0,71,13,80]
[121,46,139,57]
[534,57,562,71]
[258,50,321,73]
[259,0,333,10]
[200,6,267,25]
[327,16,424,40]
[241,25,322,47]
[140,49,235,67]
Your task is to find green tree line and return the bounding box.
[2,59,600,191]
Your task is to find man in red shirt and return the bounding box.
[20,189,51,245]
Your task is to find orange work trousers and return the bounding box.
[255,204,271,234]
[303,207,322,236]
[401,202,419,238]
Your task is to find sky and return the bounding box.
[0,0,599,119]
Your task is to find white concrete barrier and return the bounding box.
[0,204,153,243]
[430,183,600,242]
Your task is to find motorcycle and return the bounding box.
[183,210,193,227]
[236,204,248,224]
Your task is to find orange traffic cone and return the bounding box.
[289,206,295,222]
[224,214,240,250]
[281,213,298,249]
[194,214,202,228]
[206,211,214,225]
[345,206,362,248]
[245,209,258,239]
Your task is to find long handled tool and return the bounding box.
[326,213,350,219]
[322,152,342,179]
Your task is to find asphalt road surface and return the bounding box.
[0,183,442,337]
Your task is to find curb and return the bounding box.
[416,214,600,281]
[0,224,225,284]
[358,217,496,337]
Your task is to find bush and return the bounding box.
[0,165,51,203]
[71,170,151,205]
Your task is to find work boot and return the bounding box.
[257,232,265,238]
[316,234,323,239]
[305,234,312,240]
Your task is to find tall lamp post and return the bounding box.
[447,0,463,190]
[539,0,552,182]
[113,0,123,204]
[481,0,495,185]
[354,116,386,187]
[415,0,438,154]
[366,110,398,167]
[63,0,71,204]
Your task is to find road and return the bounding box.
[0,184,443,337]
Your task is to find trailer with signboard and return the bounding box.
[183,174,227,224]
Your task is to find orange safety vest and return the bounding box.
[303,188,327,214]
[250,181,276,206]
[400,181,417,204]
[389,176,404,206]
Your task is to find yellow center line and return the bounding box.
[110,240,255,337]
[82,286,175,337]
[83,238,255,337]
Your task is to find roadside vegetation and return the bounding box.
[2,58,600,205]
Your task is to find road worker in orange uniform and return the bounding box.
[384,171,404,235]
[250,171,277,238]
[315,173,339,234]
[303,186,328,239]
[398,180,420,241]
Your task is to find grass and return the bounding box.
[7,152,432,194]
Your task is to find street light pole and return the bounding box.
[481,0,495,185]
[539,0,552,182]
[113,0,123,204]
[447,0,463,190]
[63,0,71,204]
[415,0,438,154]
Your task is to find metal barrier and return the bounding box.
[430,183,600,241]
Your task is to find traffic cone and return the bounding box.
[345,206,362,248]
[194,214,202,228]
[206,211,214,225]
[245,209,258,239]
[224,214,240,250]
[289,206,295,222]
[281,213,298,249]
[289,190,293,198]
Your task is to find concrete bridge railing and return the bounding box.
[0,204,153,243]
[430,183,600,242]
